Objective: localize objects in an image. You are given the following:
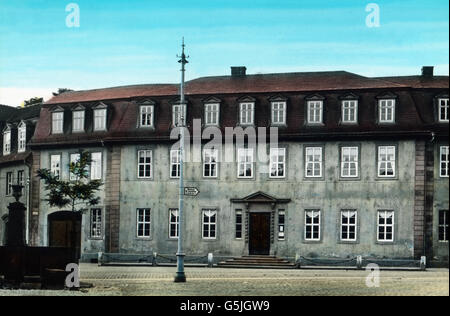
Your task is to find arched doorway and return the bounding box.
[48,211,81,258]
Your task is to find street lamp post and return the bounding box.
[175,38,188,283]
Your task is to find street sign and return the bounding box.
[184,187,200,197]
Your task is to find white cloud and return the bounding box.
[0,87,54,107]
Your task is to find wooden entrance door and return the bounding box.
[249,213,271,255]
[48,212,82,258]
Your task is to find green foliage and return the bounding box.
[22,97,43,108]
[37,150,103,213]
[52,88,74,96]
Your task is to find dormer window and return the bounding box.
[239,102,254,125]
[271,101,287,125]
[439,98,449,122]
[307,100,323,124]
[139,100,155,128]
[18,122,26,153]
[205,103,220,126]
[379,99,396,123]
[52,111,64,134]
[342,100,358,124]
[173,103,186,127]
[72,109,85,132]
[94,103,108,131]
[3,128,11,155]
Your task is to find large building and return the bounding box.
[0,104,42,246]
[1,67,448,263]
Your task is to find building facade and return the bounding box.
[0,104,42,246]
[2,67,448,262]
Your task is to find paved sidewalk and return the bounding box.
[1,264,448,296]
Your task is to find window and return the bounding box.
[270,148,286,178]
[138,150,152,179]
[439,210,449,242]
[240,103,254,125]
[205,103,219,126]
[72,110,85,132]
[170,150,181,179]
[18,124,26,153]
[140,106,154,128]
[202,209,217,240]
[237,148,254,178]
[169,209,179,239]
[307,101,323,124]
[203,148,218,178]
[50,155,61,179]
[3,131,11,155]
[17,170,24,189]
[305,210,320,241]
[341,210,357,241]
[378,146,396,178]
[94,109,107,131]
[137,208,151,238]
[271,102,286,125]
[235,210,243,239]
[305,147,323,178]
[278,210,285,240]
[379,99,395,123]
[90,152,102,180]
[6,172,12,196]
[342,100,358,123]
[439,98,449,122]
[52,112,64,134]
[341,147,359,178]
[440,146,449,178]
[69,153,80,181]
[173,104,186,127]
[91,208,102,239]
[378,211,394,242]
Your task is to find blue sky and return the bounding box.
[0,0,448,106]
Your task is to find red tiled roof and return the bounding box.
[45,71,410,105]
[376,76,449,89]
[46,84,179,105]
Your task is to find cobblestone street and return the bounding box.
[1,264,448,296]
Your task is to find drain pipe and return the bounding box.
[24,157,32,246]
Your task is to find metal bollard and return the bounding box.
[98,252,104,267]
[295,253,301,269]
[153,252,158,266]
[420,256,427,271]
[208,253,214,268]
[356,256,363,270]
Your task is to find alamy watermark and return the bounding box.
[365,3,380,28]
[65,263,80,288]
[66,3,80,28]
[365,263,380,288]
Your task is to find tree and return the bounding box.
[53,88,74,96]
[37,150,103,213]
[22,97,43,108]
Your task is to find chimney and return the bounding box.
[421,66,434,78]
[231,66,247,77]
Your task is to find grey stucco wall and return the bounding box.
[37,147,107,254]
[114,140,416,259]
